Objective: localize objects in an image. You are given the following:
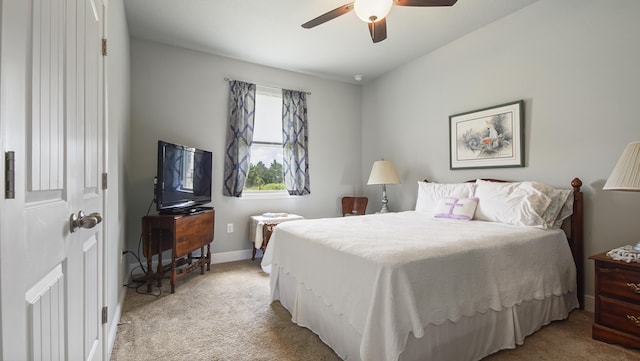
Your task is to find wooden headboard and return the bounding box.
[423,177,585,309]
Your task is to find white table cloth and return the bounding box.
[249,213,304,249]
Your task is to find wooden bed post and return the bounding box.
[571,178,584,310]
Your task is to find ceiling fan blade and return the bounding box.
[368,18,387,43]
[302,3,355,29]
[394,0,457,6]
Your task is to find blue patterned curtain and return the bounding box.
[282,89,310,195]
[223,81,256,197]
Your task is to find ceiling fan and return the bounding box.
[302,0,457,43]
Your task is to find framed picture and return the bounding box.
[449,100,524,170]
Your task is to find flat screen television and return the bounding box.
[156,140,212,214]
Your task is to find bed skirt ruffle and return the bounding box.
[273,267,578,361]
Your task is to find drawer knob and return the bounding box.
[627,315,640,327]
[626,282,640,294]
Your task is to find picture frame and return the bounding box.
[449,100,524,170]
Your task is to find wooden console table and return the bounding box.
[142,208,215,293]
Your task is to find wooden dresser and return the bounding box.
[590,252,640,348]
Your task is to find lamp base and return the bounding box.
[379,184,390,213]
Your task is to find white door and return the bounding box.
[0,0,106,360]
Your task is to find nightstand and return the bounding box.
[590,252,640,348]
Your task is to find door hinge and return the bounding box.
[102,306,108,324]
[102,38,107,56]
[102,172,108,190]
[5,151,15,199]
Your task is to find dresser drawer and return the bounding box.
[599,296,640,337]
[597,265,640,303]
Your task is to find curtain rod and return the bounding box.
[224,77,311,95]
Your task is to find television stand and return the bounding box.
[142,208,215,293]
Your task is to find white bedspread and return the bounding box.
[262,211,577,361]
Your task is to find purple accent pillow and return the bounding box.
[432,197,479,221]
[415,182,476,214]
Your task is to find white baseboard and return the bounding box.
[583,294,594,313]
[211,249,254,264]
[107,288,126,360]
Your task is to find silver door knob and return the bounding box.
[69,211,103,233]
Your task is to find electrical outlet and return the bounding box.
[227,223,234,233]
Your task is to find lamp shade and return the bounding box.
[367,160,400,185]
[603,141,640,191]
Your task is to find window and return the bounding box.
[243,86,286,193]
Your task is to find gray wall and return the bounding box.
[106,0,130,355]
[127,39,362,261]
[360,0,640,301]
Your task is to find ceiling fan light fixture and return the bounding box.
[354,0,393,23]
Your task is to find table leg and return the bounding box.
[200,246,205,274]
[206,243,211,271]
[170,249,176,294]
[146,247,153,293]
[154,229,163,288]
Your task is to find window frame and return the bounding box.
[242,85,289,198]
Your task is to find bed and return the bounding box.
[261,178,584,361]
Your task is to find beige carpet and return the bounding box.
[111,260,640,361]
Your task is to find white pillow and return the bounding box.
[539,187,573,228]
[473,180,552,227]
[519,182,574,228]
[415,182,476,214]
[553,192,574,228]
[432,197,478,221]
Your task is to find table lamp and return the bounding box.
[603,141,640,249]
[367,159,400,213]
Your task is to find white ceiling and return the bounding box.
[123,0,539,84]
